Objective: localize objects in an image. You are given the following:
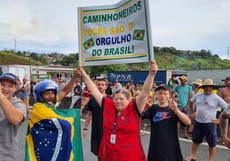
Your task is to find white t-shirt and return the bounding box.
[224,104,230,115]
[191,93,228,123]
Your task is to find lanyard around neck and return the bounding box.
[112,112,118,134]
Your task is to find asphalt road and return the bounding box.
[17,119,229,161]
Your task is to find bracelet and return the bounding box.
[83,128,88,131]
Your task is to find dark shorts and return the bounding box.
[192,121,217,147]
[178,106,190,115]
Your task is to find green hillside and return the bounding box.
[0,51,42,65]
[0,48,230,70]
[155,52,230,70]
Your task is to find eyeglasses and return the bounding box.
[113,97,126,102]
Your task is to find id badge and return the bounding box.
[110,134,116,144]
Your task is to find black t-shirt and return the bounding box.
[86,96,112,155]
[142,104,183,161]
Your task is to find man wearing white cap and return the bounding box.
[0,73,27,161]
[186,79,228,161]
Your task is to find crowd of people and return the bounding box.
[0,63,229,161]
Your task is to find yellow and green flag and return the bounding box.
[133,29,145,41]
[25,103,83,161]
[83,38,95,50]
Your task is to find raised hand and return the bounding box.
[76,67,87,79]
[149,60,158,75]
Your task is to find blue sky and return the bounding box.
[0,0,230,59]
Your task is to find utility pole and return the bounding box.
[227,47,230,59]
[14,38,17,52]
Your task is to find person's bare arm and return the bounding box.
[184,93,193,113]
[188,100,194,113]
[218,88,224,98]
[220,111,230,148]
[82,111,92,137]
[58,70,78,101]
[175,109,191,125]
[187,94,193,107]
[0,84,24,125]
[169,97,191,125]
[136,61,158,113]
[78,67,104,107]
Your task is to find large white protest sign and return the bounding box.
[78,0,153,66]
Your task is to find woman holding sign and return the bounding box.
[77,61,158,161]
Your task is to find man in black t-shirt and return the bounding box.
[142,85,191,161]
[82,78,109,161]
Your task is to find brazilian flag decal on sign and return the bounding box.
[83,38,95,50]
[133,29,145,41]
[25,103,83,161]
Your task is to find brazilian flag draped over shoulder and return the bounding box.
[25,103,83,161]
